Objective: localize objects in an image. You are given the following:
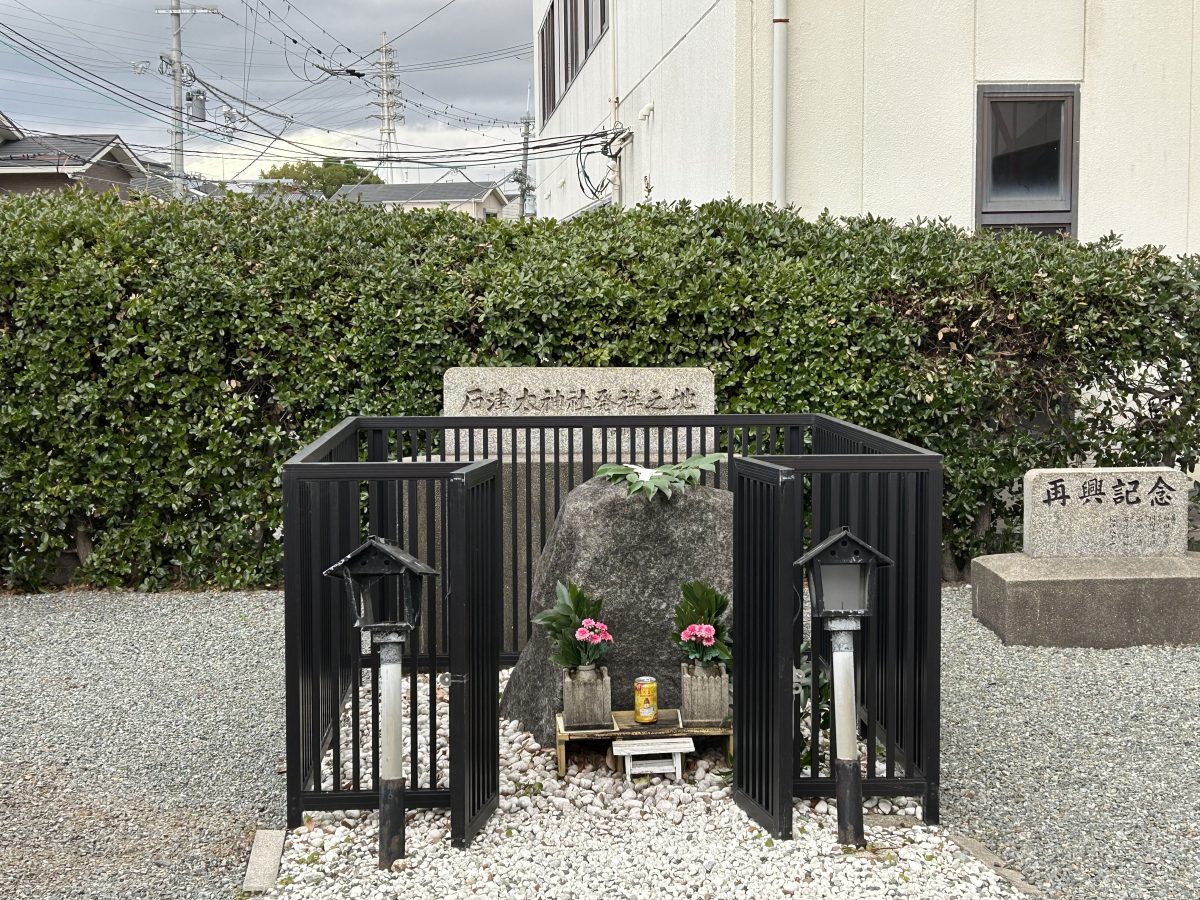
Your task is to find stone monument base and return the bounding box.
[972,552,1200,648]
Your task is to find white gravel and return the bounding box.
[7,585,1197,899]
[269,670,1019,900]
[0,590,285,899]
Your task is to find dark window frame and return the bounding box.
[976,83,1080,234]
[538,3,557,126]
[538,0,608,129]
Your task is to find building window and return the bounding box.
[539,0,607,126]
[585,0,608,56]
[538,4,557,124]
[977,84,1079,234]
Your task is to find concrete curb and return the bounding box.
[862,814,1042,897]
[948,831,1044,897]
[242,828,286,894]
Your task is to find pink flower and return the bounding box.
[604,633,614,642]
[582,618,595,628]
[587,632,602,644]
[682,624,698,639]
[700,624,716,639]
[702,636,715,647]
[597,622,608,633]
[575,627,589,640]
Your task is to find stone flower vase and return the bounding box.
[562,664,612,729]
[681,661,729,725]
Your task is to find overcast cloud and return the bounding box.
[0,0,533,182]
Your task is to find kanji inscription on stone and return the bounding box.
[1023,467,1190,558]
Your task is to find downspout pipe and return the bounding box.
[610,0,622,207]
[772,0,789,206]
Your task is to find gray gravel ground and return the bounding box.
[0,590,285,900]
[941,583,1200,899]
[4,586,1198,899]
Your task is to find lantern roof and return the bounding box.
[794,526,894,570]
[323,535,438,580]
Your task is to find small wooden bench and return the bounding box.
[612,737,695,781]
[554,709,732,777]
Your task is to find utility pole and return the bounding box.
[372,32,401,184]
[518,81,532,219]
[156,1,218,197]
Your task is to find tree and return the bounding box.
[259,158,382,198]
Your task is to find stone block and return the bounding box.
[1023,467,1189,558]
[971,552,1200,647]
[443,366,717,458]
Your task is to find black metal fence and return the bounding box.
[284,413,941,831]
[731,424,943,837]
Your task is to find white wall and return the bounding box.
[539,1,1200,253]
[772,0,1200,253]
[533,0,737,219]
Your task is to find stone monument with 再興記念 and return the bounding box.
[972,467,1200,647]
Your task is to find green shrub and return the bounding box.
[0,191,1196,589]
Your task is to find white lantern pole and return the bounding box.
[377,629,407,868]
[828,618,865,847]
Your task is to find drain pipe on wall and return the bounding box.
[772,0,788,206]
[609,0,622,207]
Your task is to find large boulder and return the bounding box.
[501,477,733,744]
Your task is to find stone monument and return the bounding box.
[442,366,719,648]
[973,467,1200,647]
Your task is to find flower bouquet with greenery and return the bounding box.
[595,453,724,501]
[532,580,613,669]
[673,579,732,665]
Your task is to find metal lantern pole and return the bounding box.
[377,629,407,868]
[829,618,865,847]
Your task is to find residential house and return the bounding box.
[331,181,512,219]
[535,1,1200,254]
[0,110,146,197]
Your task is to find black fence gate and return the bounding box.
[448,461,502,847]
[731,426,943,837]
[282,439,502,833]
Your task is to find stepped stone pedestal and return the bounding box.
[973,467,1199,648]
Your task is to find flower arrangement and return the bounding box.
[532,581,614,669]
[673,580,732,665]
[595,453,724,501]
[572,618,615,666]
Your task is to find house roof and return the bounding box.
[331,181,507,205]
[0,133,146,176]
[0,110,23,142]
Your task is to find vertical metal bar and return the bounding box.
[427,478,438,776]
[922,464,943,823]
[539,428,547,549]
[510,427,519,654]
[553,426,561,513]
[371,651,380,789]
[903,473,918,778]
[525,426,533,642]
[283,472,304,827]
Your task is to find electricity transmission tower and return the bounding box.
[371,33,402,184]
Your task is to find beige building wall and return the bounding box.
[537,0,1200,253]
[758,0,1200,253]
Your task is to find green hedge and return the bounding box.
[1,191,1196,589]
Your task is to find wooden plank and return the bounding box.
[612,738,695,755]
[628,757,677,775]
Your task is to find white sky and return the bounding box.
[0,0,533,184]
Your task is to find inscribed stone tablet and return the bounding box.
[442,367,716,461]
[1023,467,1190,558]
[443,367,715,418]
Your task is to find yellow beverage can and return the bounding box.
[633,676,658,724]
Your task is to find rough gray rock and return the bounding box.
[501,477,733,744]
